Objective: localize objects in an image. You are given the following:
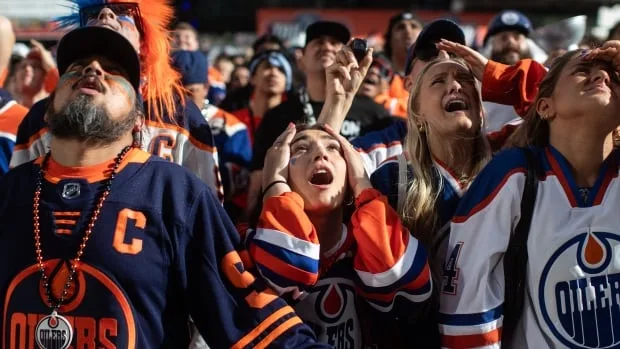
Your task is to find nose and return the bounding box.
[97,7,117,22]
[81,61,105,77]
[437,50,450,60]
[313,145,329,162]
[448,76,463,94]
[591,67,610,86]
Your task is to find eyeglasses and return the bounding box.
[80,2,143,35]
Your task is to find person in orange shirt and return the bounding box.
[361,56,407,118]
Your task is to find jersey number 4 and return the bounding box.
[442,242,463,295]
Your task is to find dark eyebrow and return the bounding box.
[290,135,310,146]
[320,134,338,142]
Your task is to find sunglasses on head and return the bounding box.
[80,2,143,35]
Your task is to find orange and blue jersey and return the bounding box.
[201,103,252,218]
[245,188,431,348]
[0,89,28,176]
[0,148,328,348]
[9,96,224,200]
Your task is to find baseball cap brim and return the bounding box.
[56,26,141,93]
[404,19,465,76]
[305,21,351,47]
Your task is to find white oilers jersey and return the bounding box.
[439,146,620,349]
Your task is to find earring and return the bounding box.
[418,123,426,133]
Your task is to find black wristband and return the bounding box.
[261,180,288,198]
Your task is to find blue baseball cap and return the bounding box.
[170,50,208,86]
[248,50,292,91]
[484,10,533,46]
[404,19,465,76]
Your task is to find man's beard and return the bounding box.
[490,46,532,65]
[47,94,137,144]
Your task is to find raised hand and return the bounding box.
[582,41,620,74]
[436,39,488,81]
[325,45,374,100]
[322,124,371,198]
[29,39,56,72]
[262,123,296,197]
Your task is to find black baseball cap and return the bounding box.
[305,21,351,47]
[404,19,466,76]
[384,12,423,58]
[56,26,141,93]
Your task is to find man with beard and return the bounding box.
[10,0,223,201]
[0,25,328,349]
[247,20,392,218]
[482,10,534,133]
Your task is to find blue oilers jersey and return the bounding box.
[9,97,223,200]
[440,146,620,349]
[0,89,28,177]
[0,149,327,349]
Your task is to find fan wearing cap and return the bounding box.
[247,21,392,217]
[171,50,252,222]
[319,19,546,175]
[384,12,423,75]
[10,0,223,201]
[232,50,291,143]
[0,26,330,349]
[383,13,423,110]
[483,10,533,65]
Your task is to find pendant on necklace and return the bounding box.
[35,310,73,349]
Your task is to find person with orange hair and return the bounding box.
[9,0,223,199]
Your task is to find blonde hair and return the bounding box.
[401,58,491,250]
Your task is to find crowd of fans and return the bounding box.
[1,2,620,348]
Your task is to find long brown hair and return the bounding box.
[506,50,620,148]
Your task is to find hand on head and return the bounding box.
[263,123,296,188]
[582,40,620,74]
[435,39,488,81]
[321,124,371,198]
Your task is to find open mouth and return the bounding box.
[76,77,104,93]
[444,96,469,112]
[309,167,334,186]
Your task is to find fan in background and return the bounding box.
[531,15,587,66]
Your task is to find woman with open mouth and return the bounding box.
[242,122,432,349]
[439,42,620,348]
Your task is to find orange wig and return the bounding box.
[57,0,185,124]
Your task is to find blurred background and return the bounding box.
[3,0,620,57]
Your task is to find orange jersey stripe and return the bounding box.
[231,306,295,349]
[441,328,502,348]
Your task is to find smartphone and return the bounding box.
[350,38,368,62]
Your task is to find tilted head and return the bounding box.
[56,0,184,124]
[288,125,348,213]
[47,26,142,144]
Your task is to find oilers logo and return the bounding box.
[295,278,361,349]
[539,230,620,349]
